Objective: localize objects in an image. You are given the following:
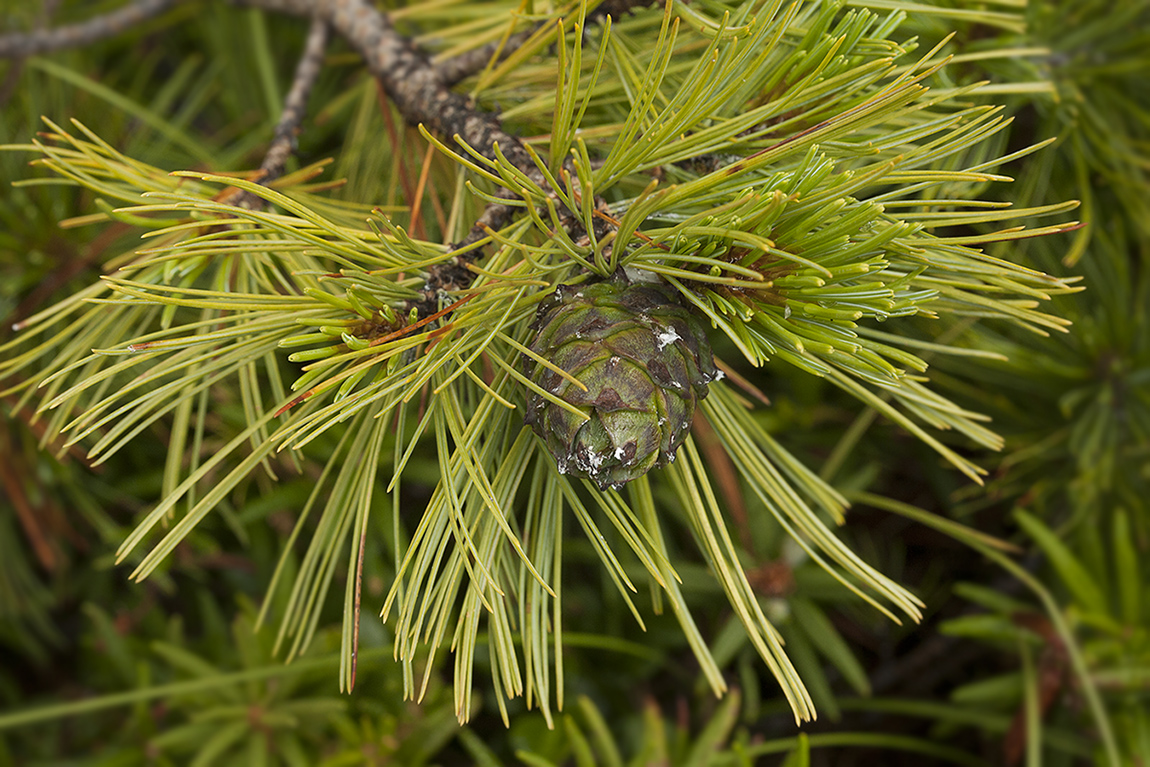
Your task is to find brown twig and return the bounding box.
[408,140,438,239]
[235,17,329,209]
[0,0,182,58]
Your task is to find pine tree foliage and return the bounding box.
[940,0,1150,529]
[0,0,1086,726]
[922,2,1148,762]
[807,1,1149,762]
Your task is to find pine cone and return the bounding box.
[524,280,719,489]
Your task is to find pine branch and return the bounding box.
[235,17,328,210]
[0,1,1092,730]
[232,0,579,309]
[237,0,539,183]
[0,0,573,247]
[1,0,633,313]
[0,0,181,58]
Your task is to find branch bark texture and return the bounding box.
[0,0,181,58]
[6,0,659,308]
[236,17,329,209]
[241,0,538,174]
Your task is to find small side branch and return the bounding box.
[237,0,552,299]
[435,28,536,88]
[239,0,541,183]
[435,0,663,87]
[236,17,328,209]
[0,0,182,58]
[251,1,665,310]
[260,17,328,185]
[431,0,664,255]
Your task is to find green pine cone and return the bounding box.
[524,280,720,490]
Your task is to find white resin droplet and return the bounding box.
[655,326,681,349]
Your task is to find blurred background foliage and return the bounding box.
[1,0,1147,765]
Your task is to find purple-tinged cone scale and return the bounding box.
[524,280,720,490]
